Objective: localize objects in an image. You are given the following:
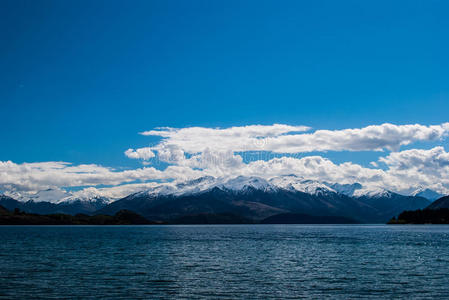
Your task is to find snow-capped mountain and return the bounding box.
[1,175,435,222]
[410,187,444,201]
[135,176,217,197]
[96,175,431,223]
[326,182,362,197]
[217,176,276,193]
[130,175,337,199]
[125,175,431,201]
[1,188,113,215]
[134,176,277,198]
[352,187,394,198]
[11,188,113,205]
[16,188,72,203]
[325,182,395,198]
[270,175,335,195]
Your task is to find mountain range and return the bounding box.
[1,175,443,223]
[0,193,109,215]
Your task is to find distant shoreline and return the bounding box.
[0,206,361,225]
[388,208,449,224]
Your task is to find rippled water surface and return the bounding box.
[1,225,449,299]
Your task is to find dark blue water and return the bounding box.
[1,225,449,299]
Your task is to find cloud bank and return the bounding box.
[1,123,449,198]
[144,123,449,154]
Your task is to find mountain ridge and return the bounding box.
[1,175,434,223]
[95,177,430,223]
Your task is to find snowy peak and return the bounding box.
[174,176,217,195]
[218,176,275,193]
[20,188,72,203]
[137,176,217,197]
[60,195,111,205]
[137,176,276,197]
[12,188,112,205]
[411,187,444,201]
[269,176,336,195]
[327,182,363,197]
[352,187,393,198]
[134,175,414,199]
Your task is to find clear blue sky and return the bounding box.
[1,0,448,168]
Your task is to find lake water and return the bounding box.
[1,225,449,299]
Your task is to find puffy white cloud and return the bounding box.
[141,123,449,154]
[0,160,202,193]
[142,124,311,153]
[376,147,449,193]
[156,144,186,164]
[228,156,392,191]
[124,147,155,160]
[87,147,449,197]
[183,149,245,177]
[3,123,449,198]
[379,146,449,171]
[3,145,449,197]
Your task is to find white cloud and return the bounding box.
[71,147,449,197]
[140,124,311,138]
[142,124,311,153]
[379,146,449,171]
[0,160,202,193]
[376,147,449,193]
[124,147,155,160]
[141,123,449,154]
[2,123,449,198]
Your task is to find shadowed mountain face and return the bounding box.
[0,195,108,215]
[355,193,431,222]
[426,196,449,210]
[1,176,432,224]
[96,186,430,223]
[411,188,445,202]
[388,196,449,224]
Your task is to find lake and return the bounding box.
[1,225,449,299]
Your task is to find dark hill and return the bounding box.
[96,187,429,223]
[388,208,449,224]
[388,196,449,224]
[426,195,449,210]
[0,195,108,215]
[0,206,155,225]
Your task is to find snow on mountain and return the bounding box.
[135,176,217,197]
[269,175,336,195]
[13,176,438,205]
[217,176,276,193]
[130,175,411,199]
[410,187,444,201]
[352,187,393,198]
[327,182,363,197]
[135,176,277,198]
[12,188,113,205]
[16,188,72,203]
[173,176,218,195]
[61,195,111,205]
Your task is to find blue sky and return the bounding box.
[1,1,449,197]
